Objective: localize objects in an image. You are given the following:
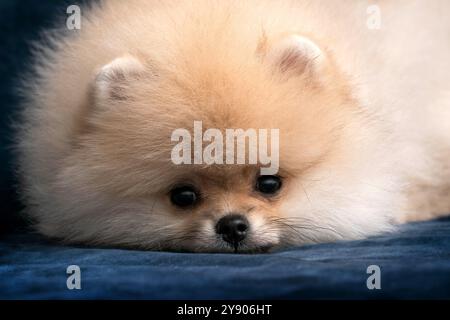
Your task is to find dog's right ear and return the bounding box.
[260,35,327,82]
[93,55,146,103]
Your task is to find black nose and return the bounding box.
[216,214,249,246]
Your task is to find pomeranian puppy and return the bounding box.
[16,0,450,252]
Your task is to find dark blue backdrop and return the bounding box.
[0,0,449,300]
[0,0,78,234]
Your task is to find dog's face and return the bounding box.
[47,35,397,252]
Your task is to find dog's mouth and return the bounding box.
[235,244,275,254]
[196,244,277,254]
[166,236,279,253]
[165,218,282,253]
[188,237,280,254]
[217,241,276,254]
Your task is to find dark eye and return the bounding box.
[170,186,199,208]
[255,175,282,195]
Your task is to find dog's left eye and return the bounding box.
[255,175,282,195]
[170,186,199,208]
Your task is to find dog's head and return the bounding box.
[43,33,397,252]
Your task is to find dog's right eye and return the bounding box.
[170,186,199,208]
[255,175,282,196]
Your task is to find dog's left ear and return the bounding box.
[262,35,326,79]
[93,55,146,103]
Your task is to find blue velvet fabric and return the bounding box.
[1,218,450,299]
[1,0,449,300]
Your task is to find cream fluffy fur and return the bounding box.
[16,0,450,252]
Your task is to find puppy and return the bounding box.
[16,0,450,252]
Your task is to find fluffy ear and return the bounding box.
[264,35,326,79]
[93,55,146,101]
